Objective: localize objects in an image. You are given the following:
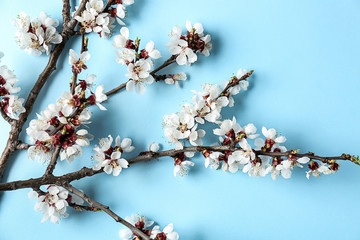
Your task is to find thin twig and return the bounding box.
[63,184,151,240]
[44,146,61,176]
[105,82,127,96]
[69,202,101,212]
[150,55,176,75]
[217,70,254,100]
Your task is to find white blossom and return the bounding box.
[28,185,83,224]
[306,161,331,179]
[170,39,197,66]
[92,135,134,176]
[115,0,134,25]
[151,223,179,240]
[74,1,114,38]
[167,21,211,66]
[69,49,90,73]
[5,95,25,120]
[205,152,221,170]
[144,41,161,59]
[174,159,194,177]
[126,59,154,94]
[243,156,269,177]
[119,214,153,240]
[13,12,62,55]
[94,85,107,110]
[165,72,187,88]
[113,27,130,49]
[115,48,135,65]
[149,142,160,152]
[164,112,205,149]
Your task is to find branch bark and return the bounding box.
[63,183,152,240]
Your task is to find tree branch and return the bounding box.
[63,183,151,240]
[0,145,353,192]
[105,82,127,96]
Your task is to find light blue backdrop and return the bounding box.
[0,0,359,239]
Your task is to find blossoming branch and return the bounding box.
[0,1,359,240]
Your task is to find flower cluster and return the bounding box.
[93,135,134,176]
[163,66,339,179]
[119,214,179,240]
[167,21,212,65]
[74,0,112,38]
[28,185,84,224]
[13,12,62,55]
[74,0,134,38]
[206,117,340,179]
[163,69,251,153]
[26,50,107,163]
[0,52,25,120]
[113,27,161,94]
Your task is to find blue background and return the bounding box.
[0,0,360,239]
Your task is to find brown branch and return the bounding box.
[105,82,127,96]
[62,0,71,25]
[45,145,61,176]
[256,151,348,163]
[63,184,151,240]
[0,145,353,192]
[69,202,101,212]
